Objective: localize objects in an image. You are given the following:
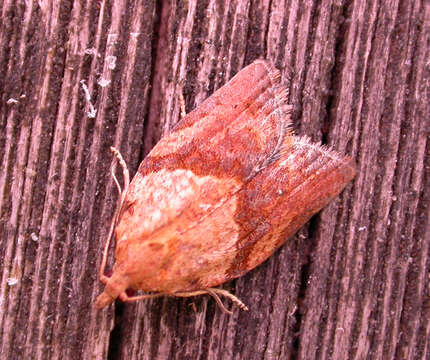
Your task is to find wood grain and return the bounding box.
[0,0,428,359]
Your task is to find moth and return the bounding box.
[95,60,356,313]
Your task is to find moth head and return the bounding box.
[95,271,129,309]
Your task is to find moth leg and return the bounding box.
[99,147,130,281]
[174,288,248,314]
[205,288,249,312]
[118,292,165,302]
[204,289,233,315]
[179,93,186,119]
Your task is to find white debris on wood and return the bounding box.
[7,278,18,286]
[80,80,97,118]
[105,55,117,70]
[84,47,98,56]
[97,78,111,87]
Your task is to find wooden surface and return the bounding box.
[0,0,428,359]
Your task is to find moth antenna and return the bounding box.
[111,164,122,195]
[99,147,130,281]
[110,146,130,193]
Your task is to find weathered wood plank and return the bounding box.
[0,0,428,359]
[0,0,156,359]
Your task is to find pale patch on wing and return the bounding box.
[114,168,243,292]
[116,168,241,247]
[149,190,242,291]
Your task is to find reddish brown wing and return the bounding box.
[137,60,292,183]
[222,136,356,282]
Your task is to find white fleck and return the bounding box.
[130,32,140,39]
[199,204,211,211]
[358,226,366,232]
[84,47,97,56]
[7,98,19,104]
[161,177,173,188]
[7,277,18,286]
[80,80,97,118]
[106,55,117,70]
[279,152,297,168]
[277,189,283,195]
[30,232,39,242]
[107,33,118,44]
[97,78,111,87]
[17,235,24,245]
[150,209,162,223]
